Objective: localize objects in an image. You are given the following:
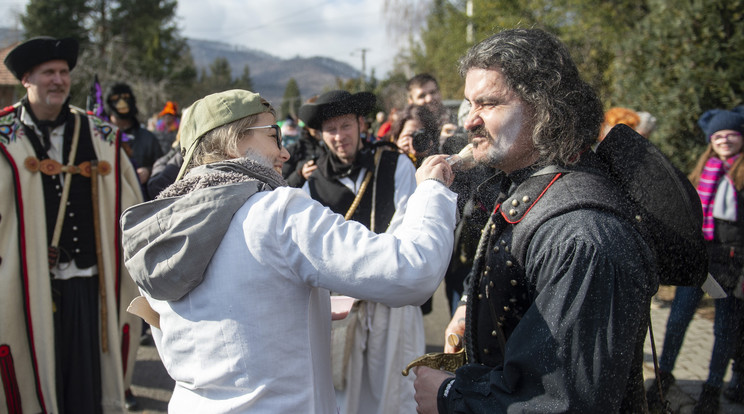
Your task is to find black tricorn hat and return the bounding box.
[299,90,376,130]
[4,37,79,80]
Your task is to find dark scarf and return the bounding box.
[316,142,375,181]
[21,96,72,152]
[157,156,287,199]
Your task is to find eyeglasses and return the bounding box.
[711,132,742,141]
[244,124,282,149]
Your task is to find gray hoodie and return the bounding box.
[120,158,285,301]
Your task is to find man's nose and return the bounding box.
[463,109,482,131]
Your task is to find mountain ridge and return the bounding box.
[0,28,361,107]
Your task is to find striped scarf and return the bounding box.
[698,154,740,240]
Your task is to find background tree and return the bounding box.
[280,78,301,120]
[384,0,743,171]
[20,0,197,118]
[392,0,648,102]
[406,0,469,99]
[22,0,90,45]
[611,0,744,170]
[203,57,233,92]
[235,65,254,91]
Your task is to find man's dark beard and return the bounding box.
[467,125,503,167]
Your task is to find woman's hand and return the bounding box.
[415,154,453,187]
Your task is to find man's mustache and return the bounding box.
[468,126,489,143]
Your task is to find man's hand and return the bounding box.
[397,134,413,155]
[136,167,150,184]
[300,159,317,180]
[413,366,454,414]
[444,304,466,353]
[415,154,453,187]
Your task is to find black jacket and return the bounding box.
[442,159,657,413]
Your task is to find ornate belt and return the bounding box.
[24,156,111,177]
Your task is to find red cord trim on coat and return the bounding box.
[0,144,48,413]
[114,129,122,312]
[121,324,130,377]
[502,173,563,224]
[0,345,23,414]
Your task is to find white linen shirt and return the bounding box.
[145,181,457,413]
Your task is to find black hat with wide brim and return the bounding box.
[299,90,376,130]
[4,37,79,80]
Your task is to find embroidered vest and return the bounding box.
[20,109,100,269]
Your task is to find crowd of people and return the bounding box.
[1,28,742,414]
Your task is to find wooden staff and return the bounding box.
[90,160,108,353]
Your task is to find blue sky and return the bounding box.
[1,0,398,76]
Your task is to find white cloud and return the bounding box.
[1,0,399,76]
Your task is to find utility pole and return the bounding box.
[352,48,370,90]
[466,0,474,44]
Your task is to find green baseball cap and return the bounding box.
[176,89,271,180]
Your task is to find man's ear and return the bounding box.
[20,73,31,88]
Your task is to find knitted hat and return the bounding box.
[159,101,179,117]
[4,37,78,80]
[298,90,376,130]
[176,89,272,181]
[698,107,744,141]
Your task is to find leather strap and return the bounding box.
[49,112,81,263]
[91,159,109,353]
[344,149,384,230]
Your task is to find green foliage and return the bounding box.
[109,0,188,81]
[22,0,90,45]
[611,0,744,171]
[20,0,196,116]
[409,0,470,100]
[281,78,302,120]
[393,0,743,171]
[206,57,233,90]
[404,0,649,102]
[183,58,255,108]
[236,66,253,92]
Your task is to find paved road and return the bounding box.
[127,284,743,413]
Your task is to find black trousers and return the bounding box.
[52,276,103,414]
